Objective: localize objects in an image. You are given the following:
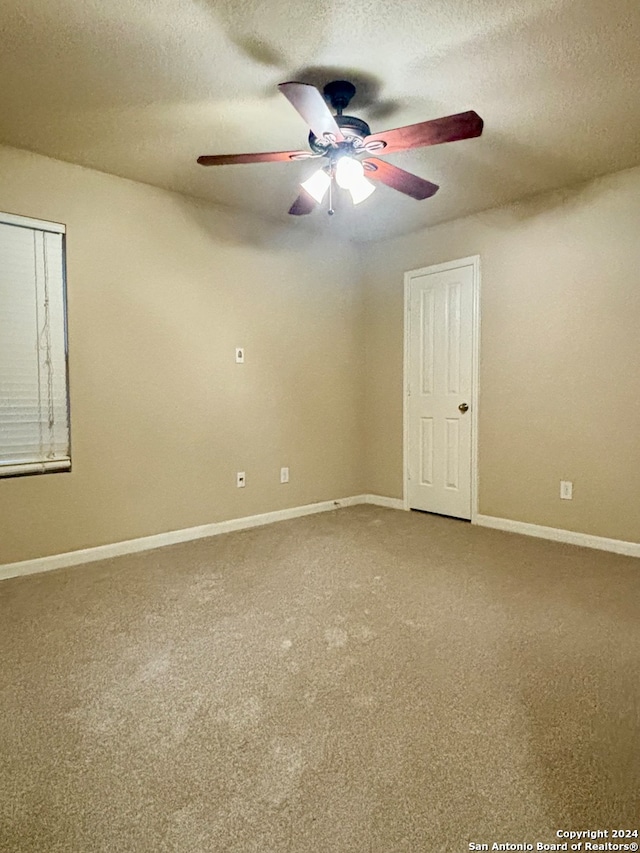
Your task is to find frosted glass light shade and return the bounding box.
[335,157,376,204]
[348,177,376,204]
[335,156,364,189]
[300,169,331,203]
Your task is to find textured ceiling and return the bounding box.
[1,0,640,241]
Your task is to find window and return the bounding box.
[0,212,70,477]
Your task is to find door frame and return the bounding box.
[402,255,481,522]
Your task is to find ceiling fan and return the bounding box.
[197,80,484,216]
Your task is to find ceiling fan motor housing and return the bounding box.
[308,115,372,154]
[307,80,371,154]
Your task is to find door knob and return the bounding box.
[458,402,469,413]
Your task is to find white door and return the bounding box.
[406,260,476,519]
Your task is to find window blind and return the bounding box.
[0,215,70,477]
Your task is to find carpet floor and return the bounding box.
[1,505,639,852]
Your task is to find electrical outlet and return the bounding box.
[560,480,573,500]
[235,347,245,364]
[280,466,289,484]
[236,471,246,488]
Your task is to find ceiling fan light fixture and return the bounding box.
[300,168,331,203]
[335,155,376,205]
[335,155,364,190]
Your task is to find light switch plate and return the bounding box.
[235,347,245,363]
[560,480,573,500]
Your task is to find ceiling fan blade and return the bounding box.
[278,82,345,144]
[364,110,483,155]
[363,158,439,200]
[197,150,313,166]
[288,190,317,216]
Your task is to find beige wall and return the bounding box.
[3,145,640,564]
[0,146,364,563]
[361,166,640,543]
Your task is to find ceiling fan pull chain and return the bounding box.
[328,169,334,215]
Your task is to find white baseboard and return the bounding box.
[0,495,362,581]
[363,494,405,510]
[476,514,640,558]
[1,493,407,582]
[5,500,635,582]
